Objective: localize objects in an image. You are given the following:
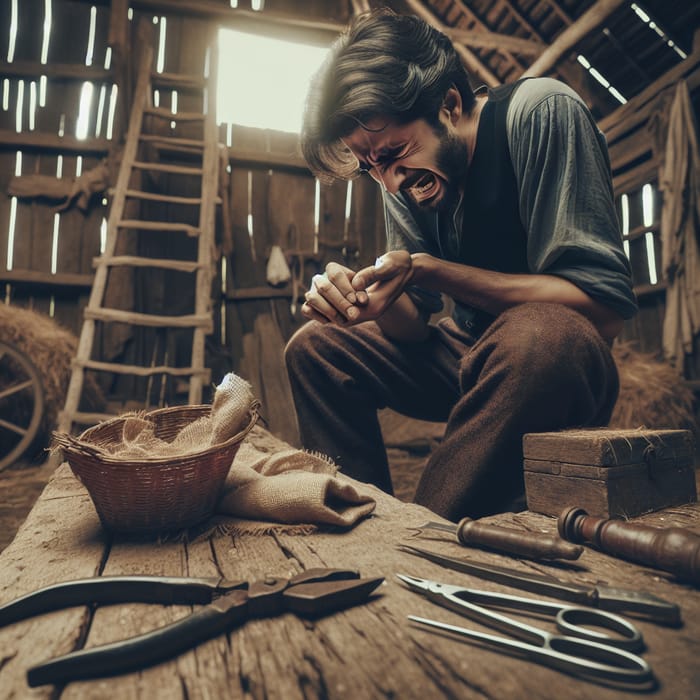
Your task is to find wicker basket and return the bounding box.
[54,404,258,536]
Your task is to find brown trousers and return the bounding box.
[284,302,619,520]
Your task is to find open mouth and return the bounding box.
[404,172,442,206]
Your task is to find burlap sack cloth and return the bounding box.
[107,373,376,535]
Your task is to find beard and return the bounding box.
[434,122,469,200]
[408,122,469,212]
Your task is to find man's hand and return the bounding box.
[302,252,415,326]
[301,262,369,324]
[350,250,415,318]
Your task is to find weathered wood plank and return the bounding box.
[0,466,108,698]
[1,449,699,698]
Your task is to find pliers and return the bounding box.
[0,568,384,687]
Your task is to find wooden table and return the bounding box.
[1,460,699,699]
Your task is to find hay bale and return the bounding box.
[611,342,698,439]
[0,304,104,461]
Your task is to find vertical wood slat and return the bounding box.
[9,152,37,273]
[189,21,218,405]
[29,153,56,276]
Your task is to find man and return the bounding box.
[284,9,637,519]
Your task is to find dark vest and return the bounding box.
[443,80,529,334]
[459,80,529,273]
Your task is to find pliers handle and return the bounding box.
[0,568,383,687]
[0,574,245,627]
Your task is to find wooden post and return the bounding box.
[523,0,627,77]
[108,0,131,139]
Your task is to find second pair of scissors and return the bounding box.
[397,574,653,685]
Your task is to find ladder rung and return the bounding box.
[151,72,206,90]
[132,161,203,175]
[94,255,204,272]
[140,134,205,148]
[60,43,218,436]
[125,189,202,205]
[84,307,213,330]
[144,107,205,121]
[78,359,210,378]
[118,220,200,235]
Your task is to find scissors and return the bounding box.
[0,568,383,687]
[398,543,681,625]
[397,574,653,685]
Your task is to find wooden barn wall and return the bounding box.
[123,6,384,433]
[0,0,113,334]
[604,48,700,380]
[218,124,384,440]
[0,0,384,438]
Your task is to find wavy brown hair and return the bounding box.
[301,9,475,183]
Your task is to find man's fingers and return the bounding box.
[306,273,359,322]
[351,269,377,291]
[301,301,332,324]
[325,263,360,305]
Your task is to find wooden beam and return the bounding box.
[350,0,370,14]
[227,147,310,174]
[107,0,131,136]
[107,0,129,52]
[402,0,500,87]
[600,49,700,142]
[0,60,114,82]
[0,129,110,153]
[0,269,94,289]
[612,156,661,196]
[475,0,603,111]
[442,25,544,57]
[131,0,342,46]
[523,0,627,77]
[608,126,655,173]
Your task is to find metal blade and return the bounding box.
[284,577,384,616]
[594,585,682,626]
[414,521,458,535]
[398,544,681,625]
[398,544,595,605]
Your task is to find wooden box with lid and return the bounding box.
[523,428,697,518]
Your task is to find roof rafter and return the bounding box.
[402,0,501,86]
[442,24,544,56]
[523,0,627,77]
[449,0,529,78]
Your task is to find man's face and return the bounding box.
[342,115,469,210]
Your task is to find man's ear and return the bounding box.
[442,87,463,125]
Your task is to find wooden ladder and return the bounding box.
[57,44,219,434]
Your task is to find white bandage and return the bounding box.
[374,256,385,269]
[311,273,326,291]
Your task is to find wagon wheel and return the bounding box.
[0,341,45,471]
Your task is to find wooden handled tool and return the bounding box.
[415,517,583,561]
[558,506,700,584]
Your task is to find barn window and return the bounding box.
[618,182,661,290]
[216,28,328,133]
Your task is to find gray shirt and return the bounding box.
[382,77,638,325]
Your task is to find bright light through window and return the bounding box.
[217,28,329,133]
